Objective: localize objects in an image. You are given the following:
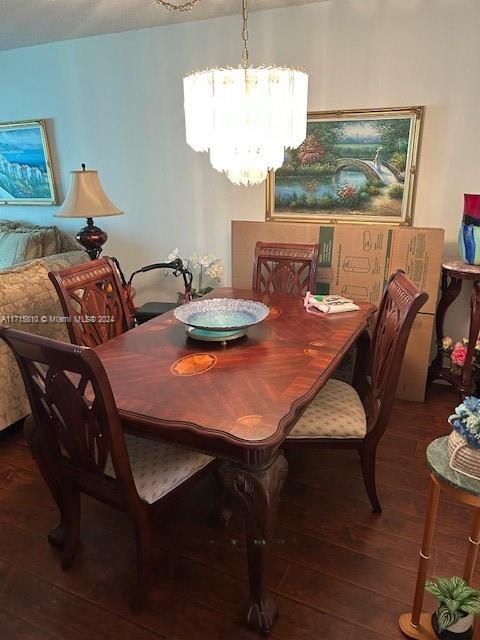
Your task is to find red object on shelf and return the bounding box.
[464,194,480,220]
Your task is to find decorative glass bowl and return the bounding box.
[173,298,270,331]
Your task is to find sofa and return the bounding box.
[0,220,88,430]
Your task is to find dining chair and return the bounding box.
[0,326,217,609]
[285,270,429,513]
[252,241,319,296]
[48,257,134,347]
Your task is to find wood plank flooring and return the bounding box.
[0,384,476,639]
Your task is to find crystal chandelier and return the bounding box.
[156,0,308,186]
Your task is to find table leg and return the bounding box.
[412,480,440,625]
[220,452,288,636]
[463,509,480,585]
[462,281,480,397]
[399,479,440,638]
[429,273,462,384]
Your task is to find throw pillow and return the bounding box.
[0,227,59,268]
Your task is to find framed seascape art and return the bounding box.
[0,120,57,205]
[266,106,423,226]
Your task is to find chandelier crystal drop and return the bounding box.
[183,66,308,186]
[177,0,308,186]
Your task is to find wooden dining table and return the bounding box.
[90,287,375,635]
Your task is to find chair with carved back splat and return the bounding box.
[0,327,216,609]
[286,270,428,512]
[252,241,319,296]
[48,257,134,347]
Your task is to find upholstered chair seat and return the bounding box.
[105,434,213,504]
[288,379,367,440]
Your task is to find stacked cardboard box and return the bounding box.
[232,220,445,401]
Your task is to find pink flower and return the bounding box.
[451,344,468,367]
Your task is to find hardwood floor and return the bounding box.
[0,384,476,639]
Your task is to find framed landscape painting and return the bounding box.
[266,106,423,225]
[0,120,57,205]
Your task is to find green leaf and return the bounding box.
[437,577,453,597]
[437,606,458,632]
[450,576,467,590]
[452,583,470,600]
[425,582,442,599]
[458,587,479,600]
[444,598,459,615]
[461,600,480,615]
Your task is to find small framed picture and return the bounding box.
[266,106,423,226]
[0,119,58,205]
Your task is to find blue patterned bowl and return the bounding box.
[173,298,270,331]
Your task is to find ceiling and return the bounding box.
[0,0,327,52]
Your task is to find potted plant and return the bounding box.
[425,576,480,639]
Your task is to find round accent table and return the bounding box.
[399,436,480,639]
[429,261,480,398]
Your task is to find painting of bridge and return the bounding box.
[267,107,423,225]
[0,120,57,205]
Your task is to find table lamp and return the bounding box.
[55,163,123,260]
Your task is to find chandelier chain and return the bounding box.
[156,0,250,66]
[241,0,249,67]
[154,0,202,11]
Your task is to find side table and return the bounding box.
[429,261,480,398]
[399,437,480,639]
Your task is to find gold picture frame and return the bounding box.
[266,106,423,226]
[0,119,58,205]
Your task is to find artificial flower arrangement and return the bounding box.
[166,249,223,300]
[441,336,480,370]
[448,396,480,449]
[448,396,480,480]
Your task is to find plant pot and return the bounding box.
[432,611,474,640]
[448,430,480,479]
[459,194,480,265]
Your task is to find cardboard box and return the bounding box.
[317,225,392,305]
[396,312,435,402]
[232,220,444,401]
[232,221,444,314]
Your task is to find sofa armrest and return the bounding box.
[0,250,88,429]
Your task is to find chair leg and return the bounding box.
[359,442,382,513]
[132,512,153,612]
[25,418,67,549]
[61,488,81,570]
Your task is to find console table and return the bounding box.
[399,436,480,639]
[429,261,480,398]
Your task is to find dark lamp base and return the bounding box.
[76,217,108,261]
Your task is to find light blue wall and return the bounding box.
[0,0,479,318]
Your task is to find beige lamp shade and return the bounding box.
[56,169,123,218]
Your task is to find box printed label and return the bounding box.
[317,226,393,303]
